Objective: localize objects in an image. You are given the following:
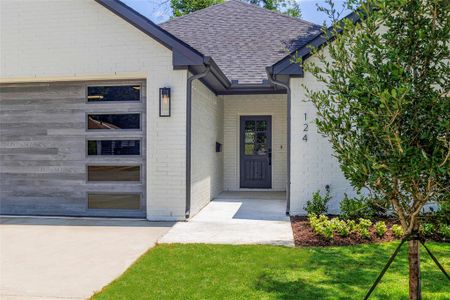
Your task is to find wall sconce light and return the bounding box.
[159,87,171,117]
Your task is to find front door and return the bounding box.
[240,116,272,188]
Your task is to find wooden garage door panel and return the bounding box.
[0,81,146,217]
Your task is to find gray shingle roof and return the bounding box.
[160,0,321,84]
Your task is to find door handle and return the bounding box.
[268,148,272,166]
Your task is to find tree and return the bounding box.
[248,0,301,17]
[170,0,301,18]
[302,0,449,299]
[170,0,223,17]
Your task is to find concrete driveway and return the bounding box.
[0,217,173,300]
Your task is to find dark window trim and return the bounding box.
[85,83,143,104]
[85,164,143,184]
[85,112,143,132]
[86,138,142,157]
[86,192,143,211]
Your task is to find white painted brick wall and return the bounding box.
[290,73,356,215]
[190,81,224,216]
[0,0,188,220]
[223,94,287,191]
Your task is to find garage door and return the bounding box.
[0,81,146,217]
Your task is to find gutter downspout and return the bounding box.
[186,63,211,219]
[266,67,291,216]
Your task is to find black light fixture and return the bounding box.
[159,87,171,117]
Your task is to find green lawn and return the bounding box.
[92,242,449,300]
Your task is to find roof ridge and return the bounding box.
[226,0,321,28]
[159,0,229,25]
[160,0,321,28]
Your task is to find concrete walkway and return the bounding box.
[159,192,294,246]
[0,217,173,300]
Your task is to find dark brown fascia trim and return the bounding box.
[217,87,286,95]
[205,57,231,89]
[271,10,362,77]
[95,0,205,66]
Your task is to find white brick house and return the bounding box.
[0,0,356,220]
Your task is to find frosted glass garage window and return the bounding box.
[87,85,140,102]
[88,193,140,210]
[87,114,140,130]
[87,165,140,182]
[88,140,140,156]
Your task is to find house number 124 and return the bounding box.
[303,113,308,142]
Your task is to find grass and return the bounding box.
[92,242,449,300]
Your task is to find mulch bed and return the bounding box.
[290,216,399,247]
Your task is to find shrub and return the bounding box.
[339,194,371,220]
[366,196,391,218]
[392,225,404,238]
[304,190,331,216]
[438,224,450,239]
[308,214,334,240]
[356,218,372,239]
[436,202,450,225]
[335,220,350,237]
[308,214,319,231]
[358,227,371,239]
[346,219,358,233]
[374,221,387,238]
[320,223,334,240]
[329,217,341,230]
[419,223,435,237]
[358,218,372,229]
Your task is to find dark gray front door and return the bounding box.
[240,116,272,188]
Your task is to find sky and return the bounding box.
[121,0,348,25]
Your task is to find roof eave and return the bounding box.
[270,10,362,79]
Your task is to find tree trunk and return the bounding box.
[408,240,421,300]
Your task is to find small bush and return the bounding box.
[356,218,372,239]
[392,225,404,238]
[339,194,371,220]
[320,224,334,240]
[329,218,341,230]
[438,224,450,239]
[304,190,331,216]
[366,196,391,218]
[358,218,372,229]
[436,202,450,225]
[335,220,350,237]
[374,221,387,238]
[419,223,435,237]
[347,220,358,232]
[308,214,334,240]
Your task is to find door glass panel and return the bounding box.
[256,132,267,144]
[256,120,267,131]
[255,143,267,155]
[244,144,254,155]
[245,132,255,143]
[245,121,255,132]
